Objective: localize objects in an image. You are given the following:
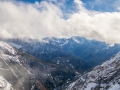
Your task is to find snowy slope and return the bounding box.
[0,76,13,90]
[0,41,16,55]
[0,41,14,90]
[0,40,76,90]
[66,52,120,90]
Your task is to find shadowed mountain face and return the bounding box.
[0,41,76,90]
[5,37,92,73]
[42,36,120,66]
[65,52,120,90]
[6,36,120,67]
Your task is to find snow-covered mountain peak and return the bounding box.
[0,41,16,55]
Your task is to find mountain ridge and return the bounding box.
[0,40,76,90]
[5,36,120,67]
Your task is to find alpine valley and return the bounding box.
[0,36,120,90]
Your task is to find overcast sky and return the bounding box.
[0,0,120,43]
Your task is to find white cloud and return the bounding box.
[0,0,120,43]
[0,1,65,39]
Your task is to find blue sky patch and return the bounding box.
[16,0,120,12]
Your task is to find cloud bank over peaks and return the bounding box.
[0,0,120,44]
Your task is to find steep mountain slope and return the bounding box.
[0,41,76,90]
[65,52,120,90]
[6,38,91,73]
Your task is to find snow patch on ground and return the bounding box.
[84,83,97,90]
[109,84,120,90]
[66,82,76,90]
